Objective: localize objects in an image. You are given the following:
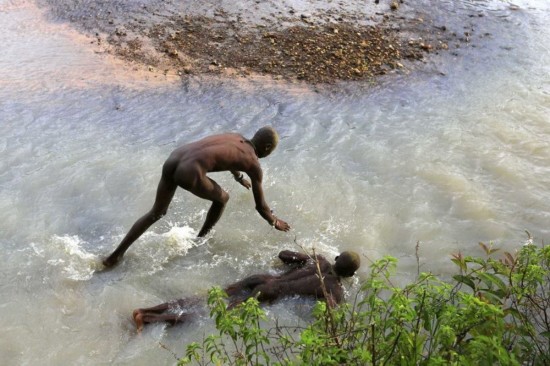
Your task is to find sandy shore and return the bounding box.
[38,0,472,87]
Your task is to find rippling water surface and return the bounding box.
[1,0,549,364]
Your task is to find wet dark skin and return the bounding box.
[132,250,361,332]
[103,127,290,268]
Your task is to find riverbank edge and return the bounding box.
[39,0,476,91]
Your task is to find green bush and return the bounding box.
[178,241,550,365]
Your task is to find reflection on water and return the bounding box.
[1,0,549,364]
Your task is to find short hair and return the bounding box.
[253,126,278,148]
[334,251,361,277]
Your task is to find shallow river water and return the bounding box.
[1,0,549,364]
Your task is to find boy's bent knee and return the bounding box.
[215,191,229,205]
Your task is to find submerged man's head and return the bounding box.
[334,251,361,277]
[251,126,279,158]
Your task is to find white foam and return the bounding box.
[33,235,101,281]
[159,225,196,248]
[128,225,199,274]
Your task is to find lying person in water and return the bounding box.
[133,250,361,332]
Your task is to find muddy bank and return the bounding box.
[39,0,477,85]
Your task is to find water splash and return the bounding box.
[41,235,100,281]
[127,225,198,274]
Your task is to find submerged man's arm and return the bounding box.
[324,277,344,308]
[278,250,310,265]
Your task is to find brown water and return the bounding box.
[1,0,549,364]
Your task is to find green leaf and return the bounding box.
[453,274,476,290]
[477,272,507,292]
[479,291,503,304]
[503,307,521,318]
[451,258,467,272]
